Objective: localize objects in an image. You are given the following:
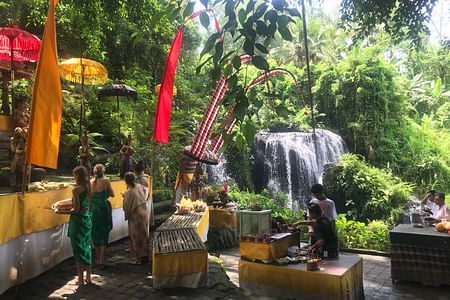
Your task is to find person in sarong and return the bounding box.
[68,166,93,285]
[90,164,115,267]
[123,172,149,264]
[134,160,154,229]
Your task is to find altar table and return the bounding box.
[239,254,364,300]
[390,223,450,286]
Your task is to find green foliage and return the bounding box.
[340,0,438,45]
[336,214,390,252]
[152,188,174,203]
[229,189,304,223]
[9,79,32,101]
[323,154,413,224]
[198,0,303,150]
[394,117,450,194]
[314,46,406,165]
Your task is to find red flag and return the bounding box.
[153,28,183,144]
[153,9,220,144]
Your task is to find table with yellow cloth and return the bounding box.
[152,209,209,288]
[157,208,209,242]
[239,254,364,300]
[240,232,300,261]
[152,228,208,289]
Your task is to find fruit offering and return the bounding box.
[436,221,450,233]
[176,197,194,214]
[193,200,207,212]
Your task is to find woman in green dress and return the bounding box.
[68,166,93,285]
[91,164,115,267]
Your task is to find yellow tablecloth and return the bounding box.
[0,180,127,245]
[240,233,299,261]
[152,209,209,288]
[209,207,238,228]
[195,208,209,242]
[153,249,207,277]
[239,254,364,300]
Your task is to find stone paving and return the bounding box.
[1,238,246,300]
[3,238,450,300]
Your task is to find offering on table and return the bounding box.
[193,200,207,212]
[274,257,289,266]
[176,197,194,214]
[436,221,450,233]
[287,256,307,264]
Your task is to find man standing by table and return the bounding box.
[309,183,338,232]
[297,203,339,259]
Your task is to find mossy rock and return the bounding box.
[30,168,46,182]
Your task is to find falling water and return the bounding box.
[205,158,231,184]
[253,129,347,209]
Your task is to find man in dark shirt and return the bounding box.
[308,203,339,259]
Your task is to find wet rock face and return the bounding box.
[252,129,347,209]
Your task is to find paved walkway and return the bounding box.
[3,238,450,300]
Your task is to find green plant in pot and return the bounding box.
[250,199,263,211]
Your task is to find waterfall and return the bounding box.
[253,129,347,209]
[204,158,230,184]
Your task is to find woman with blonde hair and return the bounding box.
[123,172,149,264]
[68,166,93,285]
[91,164,115,267]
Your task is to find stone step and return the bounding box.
[0,142,10,149]
[0,131,11,142]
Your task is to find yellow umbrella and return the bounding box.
[59,57,108,136]
[154,83,177,96]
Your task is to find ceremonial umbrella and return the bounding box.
[98,83,137,136]
[59,57,108,137]
[0,26,41,114]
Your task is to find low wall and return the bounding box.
[0,180,129,294]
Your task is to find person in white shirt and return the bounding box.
[309,183,338,232]
[431,192,450,222]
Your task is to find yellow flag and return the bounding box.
[26,0,61,168]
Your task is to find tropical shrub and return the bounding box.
[152,188,174,204]
[229,189,304,224]
[323,153,413,224]
[395,117,450,194]
[336,214,390,252]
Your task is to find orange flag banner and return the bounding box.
[26,0,62,169]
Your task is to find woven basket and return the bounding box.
[306,249,320,271]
